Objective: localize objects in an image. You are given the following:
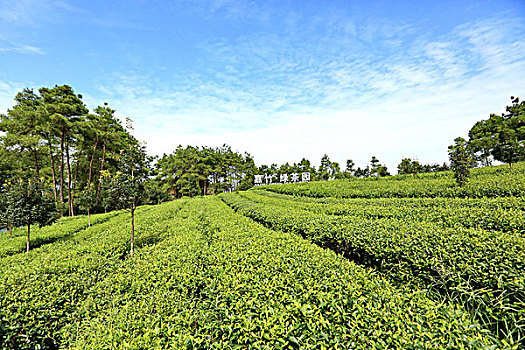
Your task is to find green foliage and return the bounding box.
[69,198,494,349]
[142,179,171,205]
[369,156,390,177]
[76,181,101,227]
[0,211,120,258]
[448,137,472,186]
[105,143,149,212]
[0,190,15,238]
[245,190,525,234]
[5,181,58,252]
[0,86,149,217]
[102,134,150,255]
[76,182,96,219]
[317,154,342,180]
[0,202,182,349]
[353,165,370,178]
[227,167,525,345]
[397,157,424,174]
[398,158,449,175]
[468,96,525,168]
[342,158,355,178]
[0,89,45,183]
[104,172,145,212]
[0,198,496,349]
[154,144,256,197]
[7,181,57,228]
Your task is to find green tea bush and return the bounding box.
[221,192,525,345]
[64,197,493,349]
[0,211,120,258]
[245,190,525,234]
[0,200,187,349]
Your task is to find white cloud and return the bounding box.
[84,15,525,173]
[0,45,45,55]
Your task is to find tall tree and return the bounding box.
[448,137,472,187]
[0,89,45,182]
[1,86,150,218]
[90,104,128,206]
[237,153,257,190]
[40,85,88,215]
[370,156,390,177]
[296,158,315,174]
[354,166,370,178]
[345,159,355,173]
[468,96,525,170]
[318,154,332,181]
[103,119,149,256]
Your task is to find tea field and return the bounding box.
[1,163,524,349]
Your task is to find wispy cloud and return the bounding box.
[0,0,55,26]
[173,0,273,21]
[0,0,80,56]
[0,44,45,55]
[85,12,525,170]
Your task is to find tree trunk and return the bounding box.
[9,223,12,239]
[26,223,30,253]
[95,141,106,206]
[88,208,91,227]
[48,140,58,201]
[60,128,65,204]
[70,160,80,217]
[88,136,98,185]
[130,207,135,256]
[66,139,73,216]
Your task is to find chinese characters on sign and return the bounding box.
[254,172,310,186]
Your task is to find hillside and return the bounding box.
[224,162,525,346]
[1,163,523,349]
[255,162,525,198]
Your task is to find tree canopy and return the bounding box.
[153,144,257,198]
[0,85,145,216]
[3,181,58,252]
[448,137,472,187]
[468,96,525,169]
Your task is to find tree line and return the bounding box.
[0,85,153,253]
[1,85,523,241]
[448,96,524,186]
[0,86,153,212]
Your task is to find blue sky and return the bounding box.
[1,0,524,172]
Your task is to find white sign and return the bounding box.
[265,173,276,184]
[254,172,310,186]
[301,172,310,182]
[254,174,264,185]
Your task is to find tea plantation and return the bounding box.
[1,163,524,349]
